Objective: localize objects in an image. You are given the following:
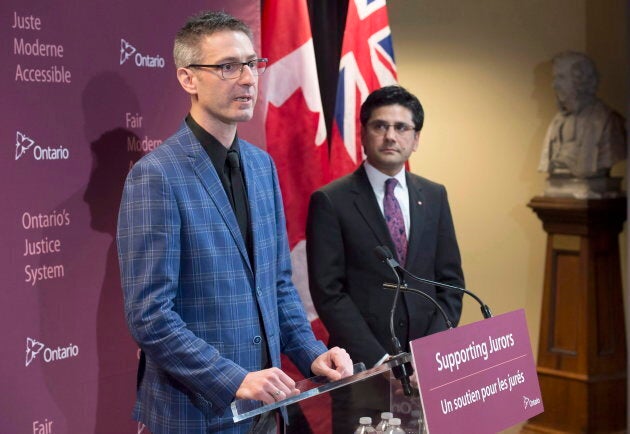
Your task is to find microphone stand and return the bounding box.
[393,267,492,319]
[382,282,454,329]
[375,247,418,397]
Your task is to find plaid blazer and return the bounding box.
[117,122,326,433]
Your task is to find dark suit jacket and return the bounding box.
[306,165,464,367]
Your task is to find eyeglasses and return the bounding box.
[366,121,416,136]
[187,58,268,79]
[187,58,268,80]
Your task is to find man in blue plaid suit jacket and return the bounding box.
[117,11,352,434]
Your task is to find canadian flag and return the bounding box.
[329,0,398,180]
[261,0,331,431]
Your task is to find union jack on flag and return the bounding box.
[329,0,398,180]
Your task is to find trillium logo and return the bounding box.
[119,38,165,68]
[523,395,541,409]
[120,39,137,65]
[25,337,45,366]
[15,131,35,160]
[13,130,70,161]
[24,337,80,367]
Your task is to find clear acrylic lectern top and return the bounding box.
[231,352,413,422]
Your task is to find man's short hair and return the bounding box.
[173,11,252,68]
[360,85,425,131]
[553,51,599,97]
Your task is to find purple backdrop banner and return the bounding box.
[1,2,261,432]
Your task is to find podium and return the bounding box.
[231,309,543,433]
[231,353,424,432]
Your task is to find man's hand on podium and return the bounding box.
[311,346,353,381]
[235,367,300,404]
[234,347,351,405]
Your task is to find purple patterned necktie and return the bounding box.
[384,178,407,265]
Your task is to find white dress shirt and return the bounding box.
[364,161,410,238]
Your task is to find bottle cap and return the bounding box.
[359,417,372,425]
[389,418,401,426]
[380,412,393,419]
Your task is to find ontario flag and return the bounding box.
[261,0,331,431]
[329,0,398,180]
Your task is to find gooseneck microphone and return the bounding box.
[374,246,454,329]
[373,246,416,397]
[377,245,492,319]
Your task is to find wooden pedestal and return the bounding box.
[522,196,627,433]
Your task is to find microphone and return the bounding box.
[375,246,454,329]
[374,245,399,269]
[373,246,416,397]
[376,245,492,319]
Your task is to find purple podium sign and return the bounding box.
[410,309,543,434]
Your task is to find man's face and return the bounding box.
[552,59,577,112]
[181,30,258,127]
[361,104,419,175]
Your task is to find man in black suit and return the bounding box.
[306,85,464,431]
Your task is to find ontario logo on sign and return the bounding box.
[14,131,70,161]
[119,38,165,68]
[25,337,79,367]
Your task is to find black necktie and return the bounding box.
[226,150,250,249]
[227,150,268,367]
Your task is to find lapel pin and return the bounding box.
[417,201,423,205]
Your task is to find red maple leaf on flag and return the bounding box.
[262,0,332,432]
[266,90,327,248]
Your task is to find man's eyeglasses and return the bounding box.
[187,58,268,80]
[366,121,416,136]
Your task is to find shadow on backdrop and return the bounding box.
[83,71,143,433]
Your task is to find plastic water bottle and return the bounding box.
[354,417,376,433]
[414,409,427,434]
[404,409,425,434]
[384,417,405,434]
[375,411,393,433]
